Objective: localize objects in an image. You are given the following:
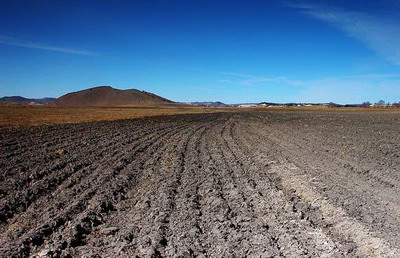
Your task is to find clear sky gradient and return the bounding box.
[1,0,400,104]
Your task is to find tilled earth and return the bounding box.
[0,111,399,257]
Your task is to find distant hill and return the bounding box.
[0,96,56,105]
[190,101,227,107]
[55,86,173,106]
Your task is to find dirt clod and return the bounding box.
[100,227,119,236]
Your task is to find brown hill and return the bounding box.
[55,86,173,106]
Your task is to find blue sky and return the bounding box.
[1,0,399,104]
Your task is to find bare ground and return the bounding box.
[0,103,226,129]
[0,111,399,257]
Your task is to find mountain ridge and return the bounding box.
[189,101,227,107]
[0,96,56,105]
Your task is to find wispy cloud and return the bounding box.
[0,36,97,56]
[219,72,303,86]
[221,71,400,86]
[286,1,400,65]
[323,73,400,80]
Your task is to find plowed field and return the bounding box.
[1,111,399,257]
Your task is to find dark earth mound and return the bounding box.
[55,86,172,106]
[0,111,399,257]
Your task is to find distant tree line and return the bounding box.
[258,101,400,108]
[328,100,400,108]
[258,102,325,106]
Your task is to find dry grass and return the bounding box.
[1,103,398,129]
[0,103,229,129]
[253,106,400,113]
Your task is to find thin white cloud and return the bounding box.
[220,72,303,86]
[338,73,400,79]
[286,2,400,65]
[222,71,400,86]
[0,36,97,56]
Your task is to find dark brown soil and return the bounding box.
[1,111,399,257]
